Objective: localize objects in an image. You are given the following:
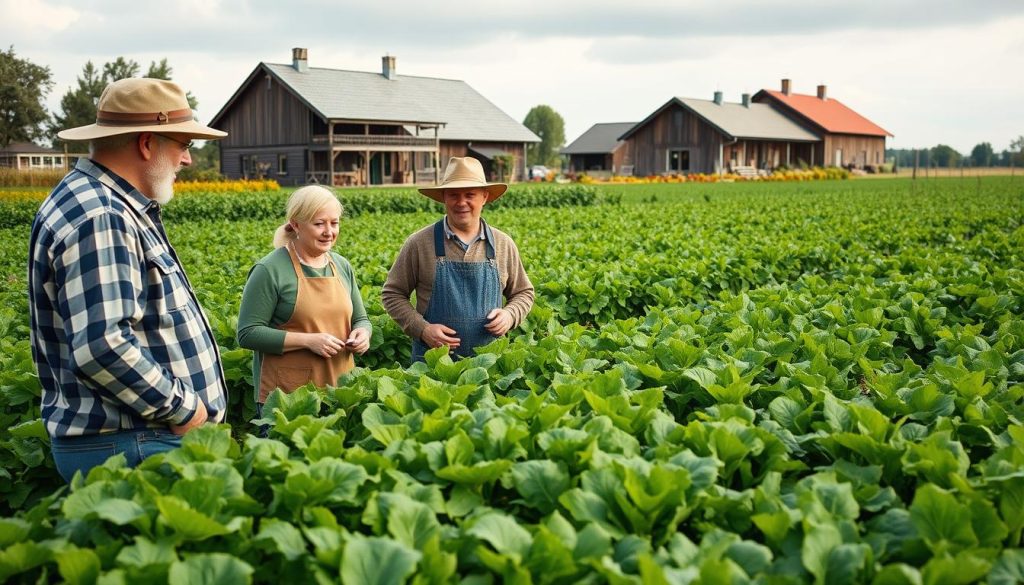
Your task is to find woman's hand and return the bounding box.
[304,332,346,357]
[346,328,371,355]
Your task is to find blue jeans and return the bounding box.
[50,428,182,482]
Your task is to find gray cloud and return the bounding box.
[14,0,1024,58]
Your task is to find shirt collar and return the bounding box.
[443,216,487,245]
[76,158,159,215]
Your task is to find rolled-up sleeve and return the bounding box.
[501,239,534,328]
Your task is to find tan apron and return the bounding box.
[258,243,354,402]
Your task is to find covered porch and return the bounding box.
[306,121,443,187]
[720,139,817,173]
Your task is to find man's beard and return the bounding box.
[145,152,179,205]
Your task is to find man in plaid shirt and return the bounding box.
[29,78,229,481]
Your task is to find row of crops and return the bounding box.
[0,178,1021,583]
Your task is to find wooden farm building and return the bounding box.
[560,122,635,177]
[209,49,539,186]
[617,92,819,176]
[575,80,891,177]
[753,80,892,169]
[0,142,85,171]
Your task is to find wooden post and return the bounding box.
[327,120,335,187]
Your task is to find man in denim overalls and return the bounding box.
[382,157,534,362]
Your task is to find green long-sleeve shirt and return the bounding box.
[237,247,371,391]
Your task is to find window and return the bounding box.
[278,154,288,175]
[31,156,42,167]
[668,149,690,173]
[241,155,257,178]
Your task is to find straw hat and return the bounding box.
[418,157,508,203]
[57,77,227,142]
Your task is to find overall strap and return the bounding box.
[433,219,447,258]
[482,219,496,260]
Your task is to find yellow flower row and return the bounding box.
[0,190,48,202]
[578,167,851,184]
[0,179,282,203]
[174,179,280,194]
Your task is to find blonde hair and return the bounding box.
[272,185,344,248]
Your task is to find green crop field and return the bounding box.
[0,177,1021,584]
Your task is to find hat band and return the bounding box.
[96,108,194,127]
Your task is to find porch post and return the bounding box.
[328,120,335,186]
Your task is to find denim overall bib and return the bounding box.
[411,219,502,362]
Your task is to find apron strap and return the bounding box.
[285,242,303,277]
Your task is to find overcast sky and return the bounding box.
[4,0,1023,154]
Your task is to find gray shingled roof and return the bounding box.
[0,142,61,155]
[263,63,539,143]
[675,98,819,141]
[561,122,635,154]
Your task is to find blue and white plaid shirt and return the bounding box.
[29,159,227,438]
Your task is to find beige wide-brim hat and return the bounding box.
[57,77,227,142]
[418,156,508,203]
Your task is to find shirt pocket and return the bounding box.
[143,250,192,318]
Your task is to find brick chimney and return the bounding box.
[713,90,723,105]
[817,84,827,100]
[741,93,751,108]
[292,48,308,73]
[382,55,396,80]
[781,78,791,95]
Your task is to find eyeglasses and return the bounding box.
[154,133,194,150]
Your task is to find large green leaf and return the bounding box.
[340,536,421,585]
[56,547,101,585]
[467,511,533,560]
[989,549,1024,585]
[509,459,571,513]
[256,518,307,561]
[381,493,440,550]
[168,553,254,585]
[156,496,231,541]
[908,485,977,554]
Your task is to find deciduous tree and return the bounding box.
[522,105,565,167]
[929,144,961,168]
[0,46,54,148]
[969,142,993,167]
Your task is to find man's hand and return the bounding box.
[170,398,208,436]
[421,323,460,351]
[484,308,514,336]
[345,328,371,355]
[305,333,346,357]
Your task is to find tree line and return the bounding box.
[886,139,1023,169]
[1,46,219,179]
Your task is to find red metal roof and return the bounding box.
[760,90,892,137]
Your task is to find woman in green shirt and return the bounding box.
[237,186,371,408]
